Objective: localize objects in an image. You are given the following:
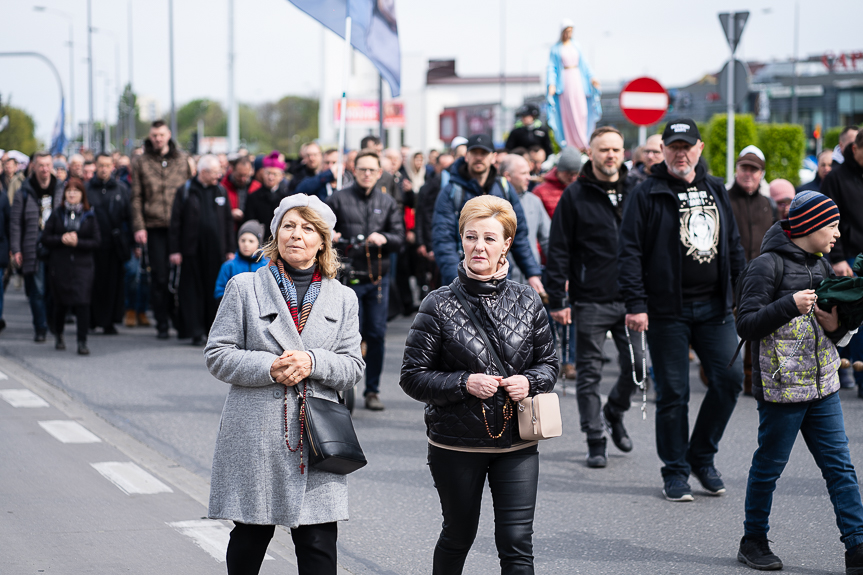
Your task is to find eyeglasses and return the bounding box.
[356,167,379,174]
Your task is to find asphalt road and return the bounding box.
[1,283,860,574]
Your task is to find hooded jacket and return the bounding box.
[546,161,637,309]
[400,264,558,448]
[10,174,64,275]
[431,157,542,285]
[131,139,191,231]
[736,222,846,403]
[821,144,863,263]
[618,158,746,318]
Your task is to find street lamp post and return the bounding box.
[93,28,121,151]
[33,6,75,146]
[87,0,94,151]
[227,0,238,152]
[127,0,136,153]
[168,0,177,135]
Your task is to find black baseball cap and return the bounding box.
[466,134,494,153]
[662,119,701,146]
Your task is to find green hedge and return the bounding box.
[824,126,843,153]
[757,124,805,186]
[705,114,758,181]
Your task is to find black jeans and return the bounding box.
[573,301,645,440]
[54,303,89,342]
[146,227,170,332]
[428,443,539,575]
[226,521,338,575]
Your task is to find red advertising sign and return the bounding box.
[619,77,669,126]
[333,100,404,127]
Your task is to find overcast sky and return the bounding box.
[2,0,860,146]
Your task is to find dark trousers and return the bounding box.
[91,249,125,328]
[351,275,389,396]
[54,303,89,342]
[573,301,645,440]
[177,255,220,339]
[428,443,539,575]
[744,392,863,550]
[146,228,170,332]
[23,261,48,334]
[226,521,338,575]
[647,298,743,479]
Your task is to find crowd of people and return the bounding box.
[3,113,863,574]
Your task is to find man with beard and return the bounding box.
[168,155,234,346]
[10,152,64,341]
[431,134,544,291]
[87,153,133,334]
[243,151,291,244]
[131,120,192,339]
[618,119,746,502]
[547,127,645,468]
[630,134,664,186]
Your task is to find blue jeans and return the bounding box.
[574,301,646,440]
[647,298,743,479]
[124,254,149,313]
[23,261,48,335]
[351,275,389,396]
[744,392,863,550]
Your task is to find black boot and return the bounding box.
[586,437,607,468]
[737,536,782,570]
[55,336,66,351]
[602,403,633,452]
[77,340,90,356]
[846,543,863,574]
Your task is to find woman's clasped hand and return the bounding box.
[270,350,312,386]
[466,373,530,402]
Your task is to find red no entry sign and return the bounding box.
[619,77,669,126]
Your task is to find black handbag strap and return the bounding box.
[451,284,509,377]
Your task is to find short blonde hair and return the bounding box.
[458,195,517,242]
[261,207,340,279]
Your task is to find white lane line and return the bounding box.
[0,370,8,380]
[167,520,274,563]
[38,420,102,443]
[90,461,173,495]
[0,388,50,408]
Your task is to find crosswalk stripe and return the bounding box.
[39,420,102,443]
[90,461,173,495]
[167,519,274,563]
[0,388,50,408]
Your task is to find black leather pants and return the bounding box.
[428,443,539,575]
[226,521,337,575]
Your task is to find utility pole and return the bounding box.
[168,0,177,135]
[227,0,238,152]
[719,11,749,185]
[790,1,800,125]
[33,7,76,145]
[128,0,135,153]
[87,0,94,150]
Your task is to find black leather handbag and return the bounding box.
[303,392,367,475]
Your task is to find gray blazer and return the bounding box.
[204,266,365,528]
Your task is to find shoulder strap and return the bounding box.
[451,285,509,377]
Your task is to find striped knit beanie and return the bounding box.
[788,190,840,238]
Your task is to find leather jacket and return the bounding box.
[400,264,558,448]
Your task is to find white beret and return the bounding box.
[270,194,337,239]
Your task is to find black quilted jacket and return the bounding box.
[400,264,559,448]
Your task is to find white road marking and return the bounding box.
[0,370,8,380]
[0,388,50,408]
[38,420,102,443]
[167,519,274,563]
[90,461,173,495]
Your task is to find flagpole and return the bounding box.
[336,16,351,190]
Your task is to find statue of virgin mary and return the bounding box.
[546,19,602,151]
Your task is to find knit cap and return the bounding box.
[557,146,582,173]
[788,190,840,238]
[237,219,264,245]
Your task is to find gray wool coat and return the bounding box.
[204,266,365,528]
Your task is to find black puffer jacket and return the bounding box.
[400,264,559,448]
[821,144,863,263]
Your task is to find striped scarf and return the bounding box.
[269,260,322,334]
